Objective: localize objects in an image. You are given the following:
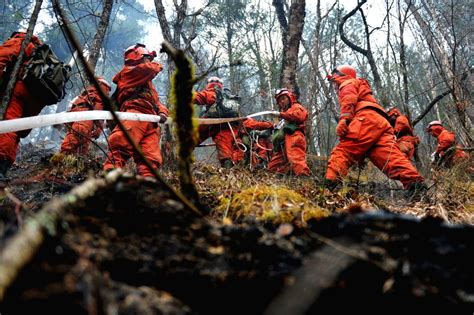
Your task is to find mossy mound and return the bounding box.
[215,185,329,224]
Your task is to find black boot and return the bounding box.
[221,159,234,169]
[322,178,339,191]
[405,182,428,200]
[0,159,11,181]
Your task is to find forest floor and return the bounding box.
[0,141,473,313]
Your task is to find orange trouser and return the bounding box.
[453,149,470,164]
[326,110,424,188]
[60,108,94,155]
[268,130,310,176]
[103,109,162,177]
[442,146,470,167]
[397,135,416,160]
[0,81,44,163]
[198,124,237,164]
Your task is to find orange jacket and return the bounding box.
[435,128,457,156]
[69,85,107,135]
[334,76,385,122]
[279,102,307,131]
[112,60,167,116]
[0,32,42,84]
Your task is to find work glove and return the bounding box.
[158,113,168,123]
[430,152,440,163]
[336,119,349,137]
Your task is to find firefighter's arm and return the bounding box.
[156,101,169,123]
[126,61,163,87]
[279,103,307,124]
[338,83,358,122]
[243,118,273,130]
[194,89,216,106]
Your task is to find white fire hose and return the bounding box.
[0,110,279,134]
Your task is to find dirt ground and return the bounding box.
[0,142,473,313]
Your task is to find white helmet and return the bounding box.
[426,120,443,131]
[97,77,111,90]
[207,76,223,85]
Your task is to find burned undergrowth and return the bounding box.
[0,169,473,313]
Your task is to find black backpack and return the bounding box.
[204,86,240,118]
[22,44,72,105]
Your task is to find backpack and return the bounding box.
[204,86,240,118]
[22,44,72,105]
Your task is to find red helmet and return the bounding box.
[124,43,156,63]
[327,65,357,81]
[426,120,443,131]
[275,88,296,104]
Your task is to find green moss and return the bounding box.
[168,48,202,209]
[215,185,329,224]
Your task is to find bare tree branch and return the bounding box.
[412,90,451,126]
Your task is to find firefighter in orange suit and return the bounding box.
[426,120,469,167]
[103,44,168,177]
[194,77,238,169]
[268,88,310,177]
[325,65,426,195]
[0,32,43,179]
[60,78,111,155]
[386,107,419,160]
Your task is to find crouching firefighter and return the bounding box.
[194,77,241,169]
[103,44,168,177]
[60,77,111,155]
[268,88,310,177]
[425,120,470,168]
[0,32,71,180]
[386,107,420,160]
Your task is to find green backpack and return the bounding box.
[203,86,240,118]
[22,44,72,105]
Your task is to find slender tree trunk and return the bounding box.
[87,0,113,71]
[282,0,305,95]
[274,0,306,95]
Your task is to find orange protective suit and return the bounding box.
[0,32,43,165]
[268,92,310,176]
[429,125,469,167]
[233,118,274,166]
[103,60,168,177]
[387,109,419,159]
[326,76,424,188]
[60,85,107,155]
[194,82,239,166]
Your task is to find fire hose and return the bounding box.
[0,110,280,134]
